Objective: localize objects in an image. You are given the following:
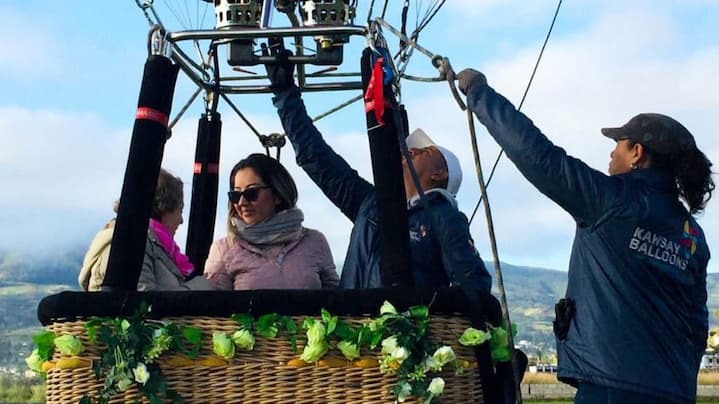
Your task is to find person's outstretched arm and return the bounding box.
[264,40,374,222]
[273,87,374,222]
[458,70,624,226]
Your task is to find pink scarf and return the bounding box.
[149,219,194,277]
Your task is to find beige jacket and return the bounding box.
[78,223,212,291]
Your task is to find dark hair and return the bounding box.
[640,143,715,214]
[226,153,298,231]
[152,168,184,220]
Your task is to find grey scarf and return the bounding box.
[232,207,304,246]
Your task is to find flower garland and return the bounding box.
[29,300,514,404]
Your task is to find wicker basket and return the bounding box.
[38,289,502,403]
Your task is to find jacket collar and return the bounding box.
[621,168,675,194]
[407,188,457,210]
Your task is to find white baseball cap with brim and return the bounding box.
[406,128,463,197]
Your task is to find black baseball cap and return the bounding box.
[601,113,696,154]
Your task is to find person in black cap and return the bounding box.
[457,68,714,403]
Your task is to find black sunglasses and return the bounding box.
[228,186,270,203]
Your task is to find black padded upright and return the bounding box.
[102,55,180,291]
[185,112,222,274]
[360,47,412,287]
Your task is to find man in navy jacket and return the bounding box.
[265,45,491,293]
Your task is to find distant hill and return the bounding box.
[489,262,568,356]
[0,248,717,370]
[0,247,85,285]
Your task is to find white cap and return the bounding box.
[406,128,463,196]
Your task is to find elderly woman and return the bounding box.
[457,69,714,404]
[79,168,212,291]
[204,153,339,290]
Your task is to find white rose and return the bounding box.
[430,346,456,370]
[392,347,409,363]
[133,363,150,385]
[380,301,398,315]
[427,377,445,396]
[381,336,399,354]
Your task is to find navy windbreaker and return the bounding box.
[465,78,709,403]
[273,87,492,293]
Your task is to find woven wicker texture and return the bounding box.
[45,315,484,403]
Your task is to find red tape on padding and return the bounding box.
[364,57,385,126]
[136,107,169,127]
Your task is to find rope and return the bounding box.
[466,109,522,403]
[468,0,564,225]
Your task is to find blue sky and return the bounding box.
[0,1,717,274]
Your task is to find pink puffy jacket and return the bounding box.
[204,228,339,290]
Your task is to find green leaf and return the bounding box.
[321,308,331,324]
[32,330,56,360]
[370,332,383,349]
[491,345,511,362]
[149,394,164,404]
[180,326,202,359]
[326,316,338,335]
[408,305,429,319]
[182,327,202,344]
[256,314,279,338]
[283,317,297,335]
[302,317,315,329]
[85,320,101,343]
[333,320,356,341]
[289,335,298,353]
[231,313,254,330]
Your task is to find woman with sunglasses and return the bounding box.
[204,153,339,290]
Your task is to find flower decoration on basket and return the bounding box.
[212,312,298,360]
[79,301,202,404]
[458,321,518,362]
[26,331,86,377]
[29,299,515,404]
[29,301,202,404]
